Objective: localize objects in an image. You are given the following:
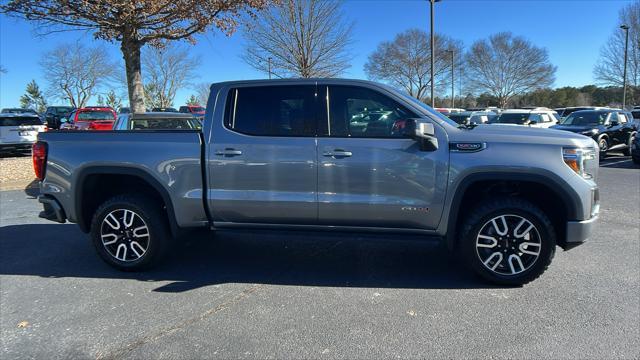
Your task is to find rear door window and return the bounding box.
[225,85,317,137]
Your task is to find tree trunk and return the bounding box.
[121,36,146,113]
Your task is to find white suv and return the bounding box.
[0,113,46,154]
[491,108,558,128]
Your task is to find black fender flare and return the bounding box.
[445,170,583,249]
[74,166,179,237]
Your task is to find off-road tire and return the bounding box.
[90,194,170,271]
[459,197,556,286]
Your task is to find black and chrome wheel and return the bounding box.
[100,209,150,262]
[598,136,609,155]
[475,215,542,276]
[460,198,556,285]
[90,194,170,271]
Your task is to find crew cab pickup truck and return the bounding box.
[34,79,600,285]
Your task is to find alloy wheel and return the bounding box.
[100,209,150,262]
[475,214,542,276]
[599,138,608,152]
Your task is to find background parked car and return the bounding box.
[118,107,130,114]
[43,106,75,130]
[113,112,202,130]
[490,108,557,128]
[60,106,116,131]
[435,107,465,116]
[551,109,636,156]
[151,107,178,113]
[0,113,47,154]
[178,105,206,117]
[557,106,608,119]
[447,111,497,125]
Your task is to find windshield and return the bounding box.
[77,111,114,121]
[130,117,201,130]
[560,112,607,126]
[448,114,471,124]
[54,107,73,115]
[0,116,42,126]
[495,113,529,124]
[2,108,36,114]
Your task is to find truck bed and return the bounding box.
[38,130,208,229]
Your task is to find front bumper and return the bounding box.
[38,194,66,223]
[566,215,598,244]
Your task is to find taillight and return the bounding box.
[32,142,47,181]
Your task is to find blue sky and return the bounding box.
[0,0,631,108]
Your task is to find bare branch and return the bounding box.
[242,0,353,78]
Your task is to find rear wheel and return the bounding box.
[459,198,556,285]
[622,133,635,156]
[90,194,170,271]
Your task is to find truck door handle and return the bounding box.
[215,148,243,156]
[323,149,352,158]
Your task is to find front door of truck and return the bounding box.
[316,85,449,230]
[208,84,319,225]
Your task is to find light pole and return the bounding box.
[429,0,441,107]
[447,49,454,108]
[620,24,629,109]
[268,57,272,80]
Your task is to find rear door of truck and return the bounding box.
[207,84,318,225]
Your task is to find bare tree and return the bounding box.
[364,29,463,101]
[594,1,640,89]
[1,0,273,113]
[40,43,115,108]
[143,44,201,108]
[465,32,556,108]
[243,0,353,78]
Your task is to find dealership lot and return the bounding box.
[1,156,638,359]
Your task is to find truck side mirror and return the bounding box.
[404,119,439,151]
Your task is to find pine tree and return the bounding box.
[96,95,105,106]
[186,94,199,106]
[105,90,122,111]
[19,80,47,113]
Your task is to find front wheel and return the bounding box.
[90,194,170,271]
[598,136,609,157]
[459,198,556,285]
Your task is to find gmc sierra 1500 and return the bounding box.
[35,79,599,285]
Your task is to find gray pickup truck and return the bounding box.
[34,79,600,285]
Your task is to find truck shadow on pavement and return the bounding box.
[0,223,498,292]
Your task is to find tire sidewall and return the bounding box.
[462,205,555,285]
[90,196,167,271]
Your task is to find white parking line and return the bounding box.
[601,159,632,167]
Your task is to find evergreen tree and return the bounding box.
[19,80,47,113]
[186,94,199,106]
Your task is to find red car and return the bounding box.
[179,105,205,117]
[60,107,116,130]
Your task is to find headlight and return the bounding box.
[580,129,598,136]
[563,147,597,179]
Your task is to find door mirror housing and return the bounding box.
[403,118,438,151]
[609,120,619,127]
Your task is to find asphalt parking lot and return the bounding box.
[1,155,638,359]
